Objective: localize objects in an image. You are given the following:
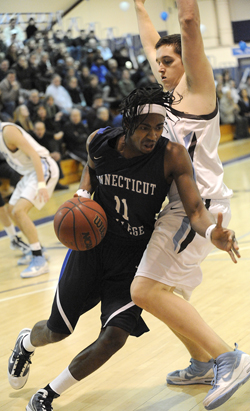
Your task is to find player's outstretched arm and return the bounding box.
[176,0,215,97]
[133,0,162,83]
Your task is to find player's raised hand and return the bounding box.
[210,212,240,263]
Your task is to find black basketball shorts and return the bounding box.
[47,233,149,337]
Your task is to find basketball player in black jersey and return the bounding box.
[8,86,239,411]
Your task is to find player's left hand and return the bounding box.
[210,212,240,263]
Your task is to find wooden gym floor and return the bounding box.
[0,138,250,411]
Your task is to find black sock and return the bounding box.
[44,384,60,399]
[32,249,42,257]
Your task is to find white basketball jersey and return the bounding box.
[0,122,50,176]
[163,104,233,201]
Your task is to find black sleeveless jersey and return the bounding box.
[89,127,170,242]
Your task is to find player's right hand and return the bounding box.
[211,213,241,263]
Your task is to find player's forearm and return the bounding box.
[134,1,160,55]
[79,163,98,194]
[31,153,46,184]
[176,0,200,25]
[189,205,216,238]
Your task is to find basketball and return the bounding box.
[54,197,107,251]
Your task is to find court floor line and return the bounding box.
[0,286,56,303]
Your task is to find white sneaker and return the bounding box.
[20,256,49,278]
[203,348,250,409]
[8,328,33,389]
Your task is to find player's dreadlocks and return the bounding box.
[119,84,178,137]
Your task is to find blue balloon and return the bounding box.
[160,11,169,22]
[239,40,247,51]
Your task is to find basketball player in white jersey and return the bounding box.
[0,122,59,277]
[131,0,250,409]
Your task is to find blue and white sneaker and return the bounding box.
[203,347,250,409]
[20,256,49,278]
[18,249,50,265]
[8,328,33,389]
[167,358,214,385]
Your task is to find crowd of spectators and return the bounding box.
[0,17,249,177]
[216,69,250,139]
[0,17,155,180]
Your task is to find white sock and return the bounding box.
[4,224,16,239]
[30,242,42,251]
[22,333,36,353]
[50,367,78,395]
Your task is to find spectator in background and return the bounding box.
[85,93,104,128]
[87,29,98,42]
[65,76,86,109]
[239,74,250,99]
[103,74,123,106]
[5,30,23,51]
[53,30,65,45]
[90,55,109,84]
[13,104,34,133]
[3,18,25,46]
[45,74,73,115]
[0,89,13,122]
[25,18,38,40]
[118,68,135,98]
[219,89,239,125]
[238,88,250,126]
[13,54,33,91]
[0,30,7,57]
[28,52,40,90]
[74,30,88,61]
[5,43,19,67]
[90,106,112,133]
[105,58,121,86]
[97,39,113,62]
[221,69,232,90]
[82,38,100,69]
[0,59,10,81]
[222,79,240,104]
[78,65,91,91]
[63,108,89,164]
[43,95,65,126]
[0,69,20,119]
[112,46,132,69]
[109,100,123,128]
[37,52,54,93]
[26,89,41,121]
[82,74,103,107]
[31,121,68,191]
[216,83,223,102]
[33,104,64,138]
[137,71,157,88]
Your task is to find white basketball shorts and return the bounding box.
[9,157,59,210]
[135,198,231,300]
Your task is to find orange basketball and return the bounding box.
[54,197,107,251]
